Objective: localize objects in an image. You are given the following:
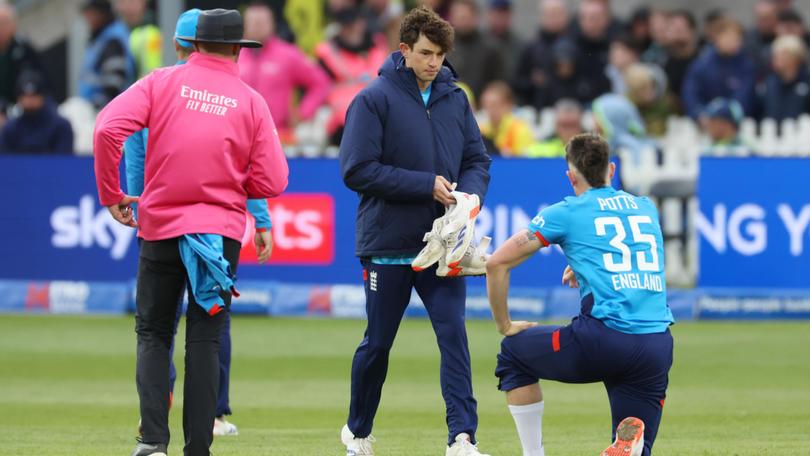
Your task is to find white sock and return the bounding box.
[508,401,545,456]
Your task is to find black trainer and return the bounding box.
[130,439,168,456]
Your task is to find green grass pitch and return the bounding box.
[0,315,808,455]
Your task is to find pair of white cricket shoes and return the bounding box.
[342,425,490,456]
[411,191,490,277]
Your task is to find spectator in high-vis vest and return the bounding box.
[525,99,584,158]
[316,6,388,145]
[115,0,162,78]
[479,81,534,157]
[79,0,135,109]
[240,3,331,140]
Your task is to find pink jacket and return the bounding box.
[94,52,289,242]
[239,37,331,131]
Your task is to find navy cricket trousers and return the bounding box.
[348,260,478,445]
[496,297,673,456]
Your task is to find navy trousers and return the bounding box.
[170,306,233,417]
[348,260,478,445]
[496,296,673,456]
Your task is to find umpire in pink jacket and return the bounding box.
[93,9,288,456]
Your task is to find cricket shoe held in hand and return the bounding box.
[412,216,446,272]
[441,191,480,268]
[446,433,490,456]
[341,424,375,456]
[601,417,645,456]
[437,236,491,277]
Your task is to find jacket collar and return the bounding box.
[383,51,458,106]
[187,52,239,76]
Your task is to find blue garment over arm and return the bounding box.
[178,234,237,315]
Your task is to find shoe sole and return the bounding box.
[601,417,644,456]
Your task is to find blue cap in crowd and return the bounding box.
[489,0,512,10]
[16,71,46,97]
[703,98,744,128]
[174,8,201,49]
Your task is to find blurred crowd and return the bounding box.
[1,0,809,157]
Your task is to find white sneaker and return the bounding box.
[441,192,480,269]
[213,417,238,437]
[412,216,446,272]
[446,433,490,456]
[341,424,375,456]
[437,236,491,277]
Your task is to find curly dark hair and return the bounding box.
[565,133,611,188]
[399,6,454,54]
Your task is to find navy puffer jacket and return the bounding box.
[340,51,491,257]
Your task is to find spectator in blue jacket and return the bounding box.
[0,71,73,154]
[682,18,756,119]
[755,35,810,121]
[338,6,491,456]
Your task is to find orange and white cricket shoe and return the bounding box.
[412,216,446,272]
[441,191,480,268]
[437,236,491,277]
[601,417,645,456]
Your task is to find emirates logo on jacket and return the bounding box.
[180,85,238,116]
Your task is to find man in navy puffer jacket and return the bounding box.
[339,6,491,456]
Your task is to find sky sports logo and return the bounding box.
[51,195,136,259]
[240,193,335,265]
[48,193,336,265]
